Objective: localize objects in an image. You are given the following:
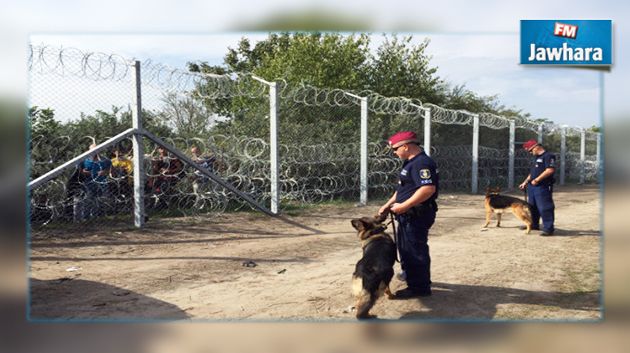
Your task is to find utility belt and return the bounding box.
[404,199,438,217]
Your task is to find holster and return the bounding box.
[407,200,438,217]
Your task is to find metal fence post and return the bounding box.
[508,120,515,190]
[580,129,586,184]
[269,82,279,214]
[424,108,431,156]
[560,126,566,185]
[131,60,145,228]
[360,97,368,206]
[472,114,479,194]
[538,124,543,144]
[596,132,602,180]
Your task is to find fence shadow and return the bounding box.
[30,278,190,320]
[550,228,600,236]
[30,255,311,264]
[398,281,600,320]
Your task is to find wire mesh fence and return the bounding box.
[27,44,602,235]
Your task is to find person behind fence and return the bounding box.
[190,145,216,208]
[79,143,112,220]
[519,139,556,236]
[110,148,133,205]
[378,131,439,299]
[66,161,89,222]
[146,146,184,209]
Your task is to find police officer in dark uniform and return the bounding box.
[519,139,556,236]
[379,131,438,298]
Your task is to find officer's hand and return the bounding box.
[390,203,407,215]
[518,182,527,190]
[531,179,539,186]
[378,205,390,215]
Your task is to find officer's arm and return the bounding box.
[519,174,532,189]
[379,192,398,215]
[533,167,555,183]
[395,186,436,214]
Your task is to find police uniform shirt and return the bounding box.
[396,151,439,204]
[530,150,556,186]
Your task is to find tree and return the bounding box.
[189,33,445,143]
[365,36,446,104]
[29,106,60,137]
[156,92,218,138]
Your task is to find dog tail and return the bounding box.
[513,203,533,227]
[523,204,533,225]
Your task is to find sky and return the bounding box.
[2,0,628,129]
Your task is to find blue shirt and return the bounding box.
[529,150,556,186]
[396,151,439,204]
[83,157,112,183]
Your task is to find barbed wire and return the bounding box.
[28,44,601,231]
[29,130,599,229]
[141,60,269,99]
[29,44,599,135]
[29,44,133,81]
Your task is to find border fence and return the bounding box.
[28,45,601,233]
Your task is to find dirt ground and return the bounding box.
[29,185,601,321]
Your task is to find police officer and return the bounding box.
[519,139,556,236]
[378,131,438,298]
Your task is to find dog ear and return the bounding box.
[351,219,365,231]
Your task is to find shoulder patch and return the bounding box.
[420,169,431,179]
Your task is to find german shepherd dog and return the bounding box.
[350,211,397,319]
[483,187,533,234]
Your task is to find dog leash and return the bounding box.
[386,211,400,263]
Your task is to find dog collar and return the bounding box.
[370,225,387,235]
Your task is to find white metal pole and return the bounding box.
[538,124,543,144]
[131,61,145,228]
[360,97,368,206]
[560,127,566,186]
[580,129,586,184]
[596,132,602,179]
[269,82,279,214]
[424,108,431,156]
[472,114,479,194]
[508,120,515,190]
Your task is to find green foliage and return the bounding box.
[366,36,446,104]
[31,33,602,171]
[29,105,174,172]
[30,106,61,137]
[187,33,557,146]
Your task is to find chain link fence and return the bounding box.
[28,45,602,235]
[29,46,135,230]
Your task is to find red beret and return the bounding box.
[522,139,538,151]
[388,131,418,148]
